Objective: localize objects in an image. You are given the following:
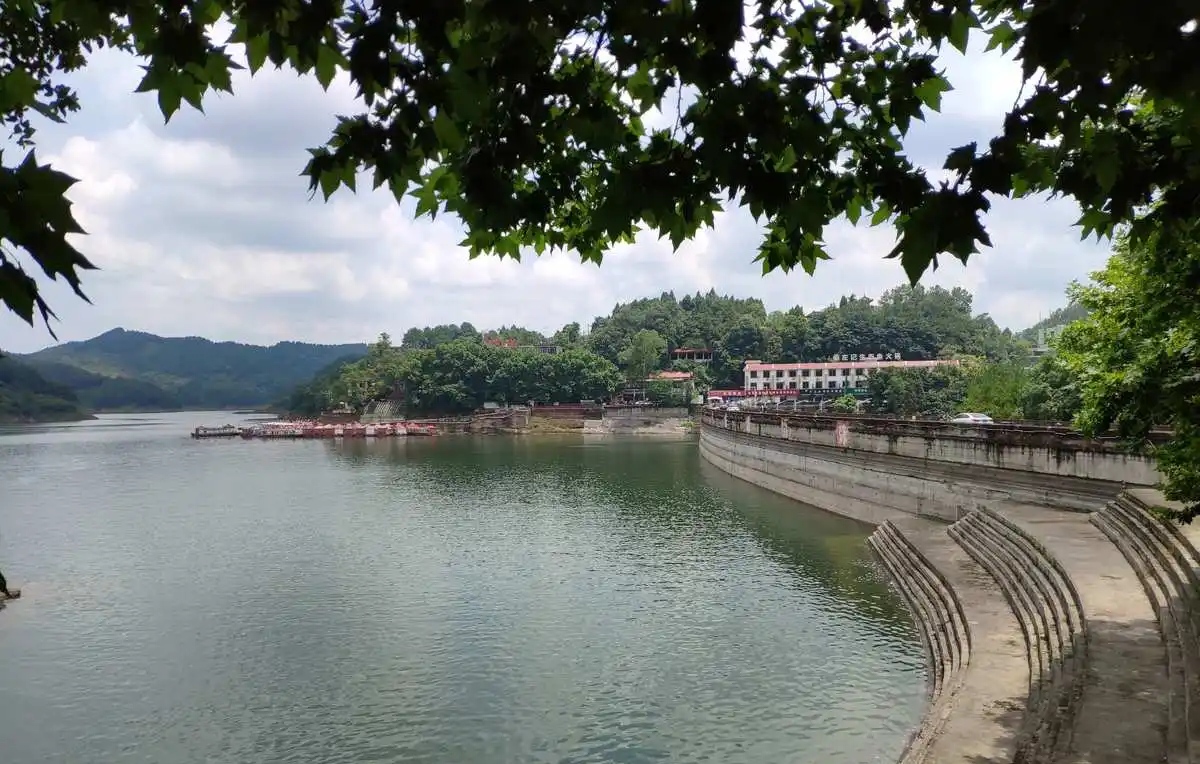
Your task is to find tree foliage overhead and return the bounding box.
[3,0,1199,329]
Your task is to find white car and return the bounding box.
[950,412,994,424]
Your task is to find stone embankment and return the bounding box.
[699,412,1196,764]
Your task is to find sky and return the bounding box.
[0,25,1110,354]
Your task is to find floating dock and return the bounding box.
[191,425,242,439]
[193,421,437,440]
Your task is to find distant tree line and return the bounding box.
[863,357,1080,422]
[292,334,624,415]
[0,355,90,422]
[291,284,1043,417]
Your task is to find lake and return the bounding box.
[0,412,925,763]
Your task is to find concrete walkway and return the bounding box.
[999,505,1169,764]
[892,517,1032,763]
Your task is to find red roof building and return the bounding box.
[648,371,695,382]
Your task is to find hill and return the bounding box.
[0,355,92,423]
[285,284,1033,416]
[29,361,185,412]
[1016,304,1089,342]
[22,329,368,410]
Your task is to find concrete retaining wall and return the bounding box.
[700,411,1161,521]
[603,406,691,421]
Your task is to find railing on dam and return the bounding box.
[700,407,1170,452]
[698,408,1163,519]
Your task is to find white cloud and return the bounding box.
[0,34,1110,354]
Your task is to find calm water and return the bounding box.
[0,412,925,763]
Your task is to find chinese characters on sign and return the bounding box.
[827,352,902,362]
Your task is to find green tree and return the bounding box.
[618,330,668,382]
[4,1,1199,331]
[865,366,969,419]
[307,337,622,414]
[1057,225,1200,520]
[551,322,583,347]
[1020,356,1081,423]
[645,379,687,407]
[961,362,1028,420]
[400,324,480,350]
[829,394,859,414]
[767,308,810,362]
[484,326,546,346]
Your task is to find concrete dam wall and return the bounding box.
[698,410,1161,523]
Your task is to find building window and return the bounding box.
[801,370,810,377]
[750,370,758,378]
[815,381,823,389]
[788,381,797,389]
[802,381,810,389]
[815,369,823,376]
[842,368,851,376]
[788,370,797,377]
[776,382,784,389]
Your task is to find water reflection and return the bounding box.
[0,414,925,764]
[328,436,915,630]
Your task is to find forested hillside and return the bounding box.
[30,361,185,412]
[289,284,1032,416]
[1015,304,1089,342]
[22,329,367,410]
[582,285,1023,388]
[0,355,92,423]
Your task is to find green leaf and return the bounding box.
[432,112,464,152]
[870,203,892,226]
[414,185,438,218]
[1,68,40,108]
[315,45,340,90]
[846,195,863,225]
[984,22,1016,53]
[943,143,977,173]
[319,168,340,199]
[1092,132,1120,193]
[627,64,655,110]
[948,12,971,54]
[914,76,952,113]
[774,145,797,172]
[245,34,270,74]
[157,79,182,120]
[1076,209,1113,240]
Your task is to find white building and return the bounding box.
[743,357,960,394]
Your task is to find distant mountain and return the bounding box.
[1016,304,1090,343]
[21,329,368,410]
[0,354,92,423]
[29,360,186,412]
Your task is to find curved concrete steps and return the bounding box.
[869,519,1031,763]
[948,508,1087,761]
[1092,492,1200,764]
[869,520,969,761]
